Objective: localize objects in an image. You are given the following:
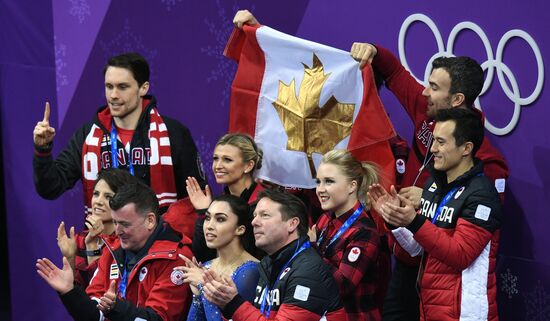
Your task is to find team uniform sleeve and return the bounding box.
[74,254,100,287]
[477,137,509,203]
[33,126,86,200]
[85,265,166,321]
[59,247,112,320]
[407,187,502,270]
[165,118,207,198]
[84,248,110,300]
[59,285,103,321]
[323,228,380,297]
[108,247,193,321]
[391,227,423,257]
[371,45,427,126]
[106,300,163,321]
[229,301,324,321]
[224,259,336,321]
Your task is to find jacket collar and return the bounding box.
[95,94,157,131]
[223,181,259,203]
[260,236,308,284]
[330,201,362,222]
[106,217,183,267]
[428,158,484,194]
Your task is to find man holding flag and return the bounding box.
[351,43,508,320]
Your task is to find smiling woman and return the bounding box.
[188,133,266,263]
[175,194,259,321]
[313,149,387,321]
[55,168,134,287]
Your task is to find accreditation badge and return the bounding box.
[110,264,119,279]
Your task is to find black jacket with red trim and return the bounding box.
[33,95,205,214]
[371,45,508,266]
[222,237,347,321]
[401,161,502,321]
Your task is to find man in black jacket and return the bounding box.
[370,108,502,321]
[201,189,347,321]
[33,52,205,214]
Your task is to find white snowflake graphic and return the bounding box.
[69,0,91,24]
[54,39,69,92]
[201,1,252,108]
[524,280,550,321]
[99,20,158,91]
[500,268,519,299]
[160,0,183,11]
[195,135,215,186]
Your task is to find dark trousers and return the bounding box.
[382,259,420,321]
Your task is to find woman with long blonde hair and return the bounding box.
[312,149,383,321]
[186,133,264,262]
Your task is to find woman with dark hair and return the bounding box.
[186,133,265,262]
[56,168,133,286]
[175,194,259,321]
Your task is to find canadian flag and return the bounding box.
[224,25,396,189]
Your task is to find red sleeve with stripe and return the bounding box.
[414,217,493,270]
[371,45,427,129]
[232,302,323,321]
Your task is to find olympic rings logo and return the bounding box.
[398,13,544,135]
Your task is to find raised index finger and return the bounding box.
[57,221,66,239]
[178,253,195,267]
[43,102,51,123]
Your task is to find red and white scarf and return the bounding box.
[81,104,177,214]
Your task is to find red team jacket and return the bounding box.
[86,222,193,321]
[371,45,508,266]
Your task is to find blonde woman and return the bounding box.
[313,149,383,321]
[186,133,264,262]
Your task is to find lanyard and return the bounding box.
[118,256,129,299]
[259,241,311,317]
[430,172,483,224]
[316,204,364,250]
[431,187,459,223]
[110,121,134,175]
[413,126,434,187]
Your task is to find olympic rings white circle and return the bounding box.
[398,14,544,135]
[495,29,544,106]
[447,22,495,96]
[478,60,521,135]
